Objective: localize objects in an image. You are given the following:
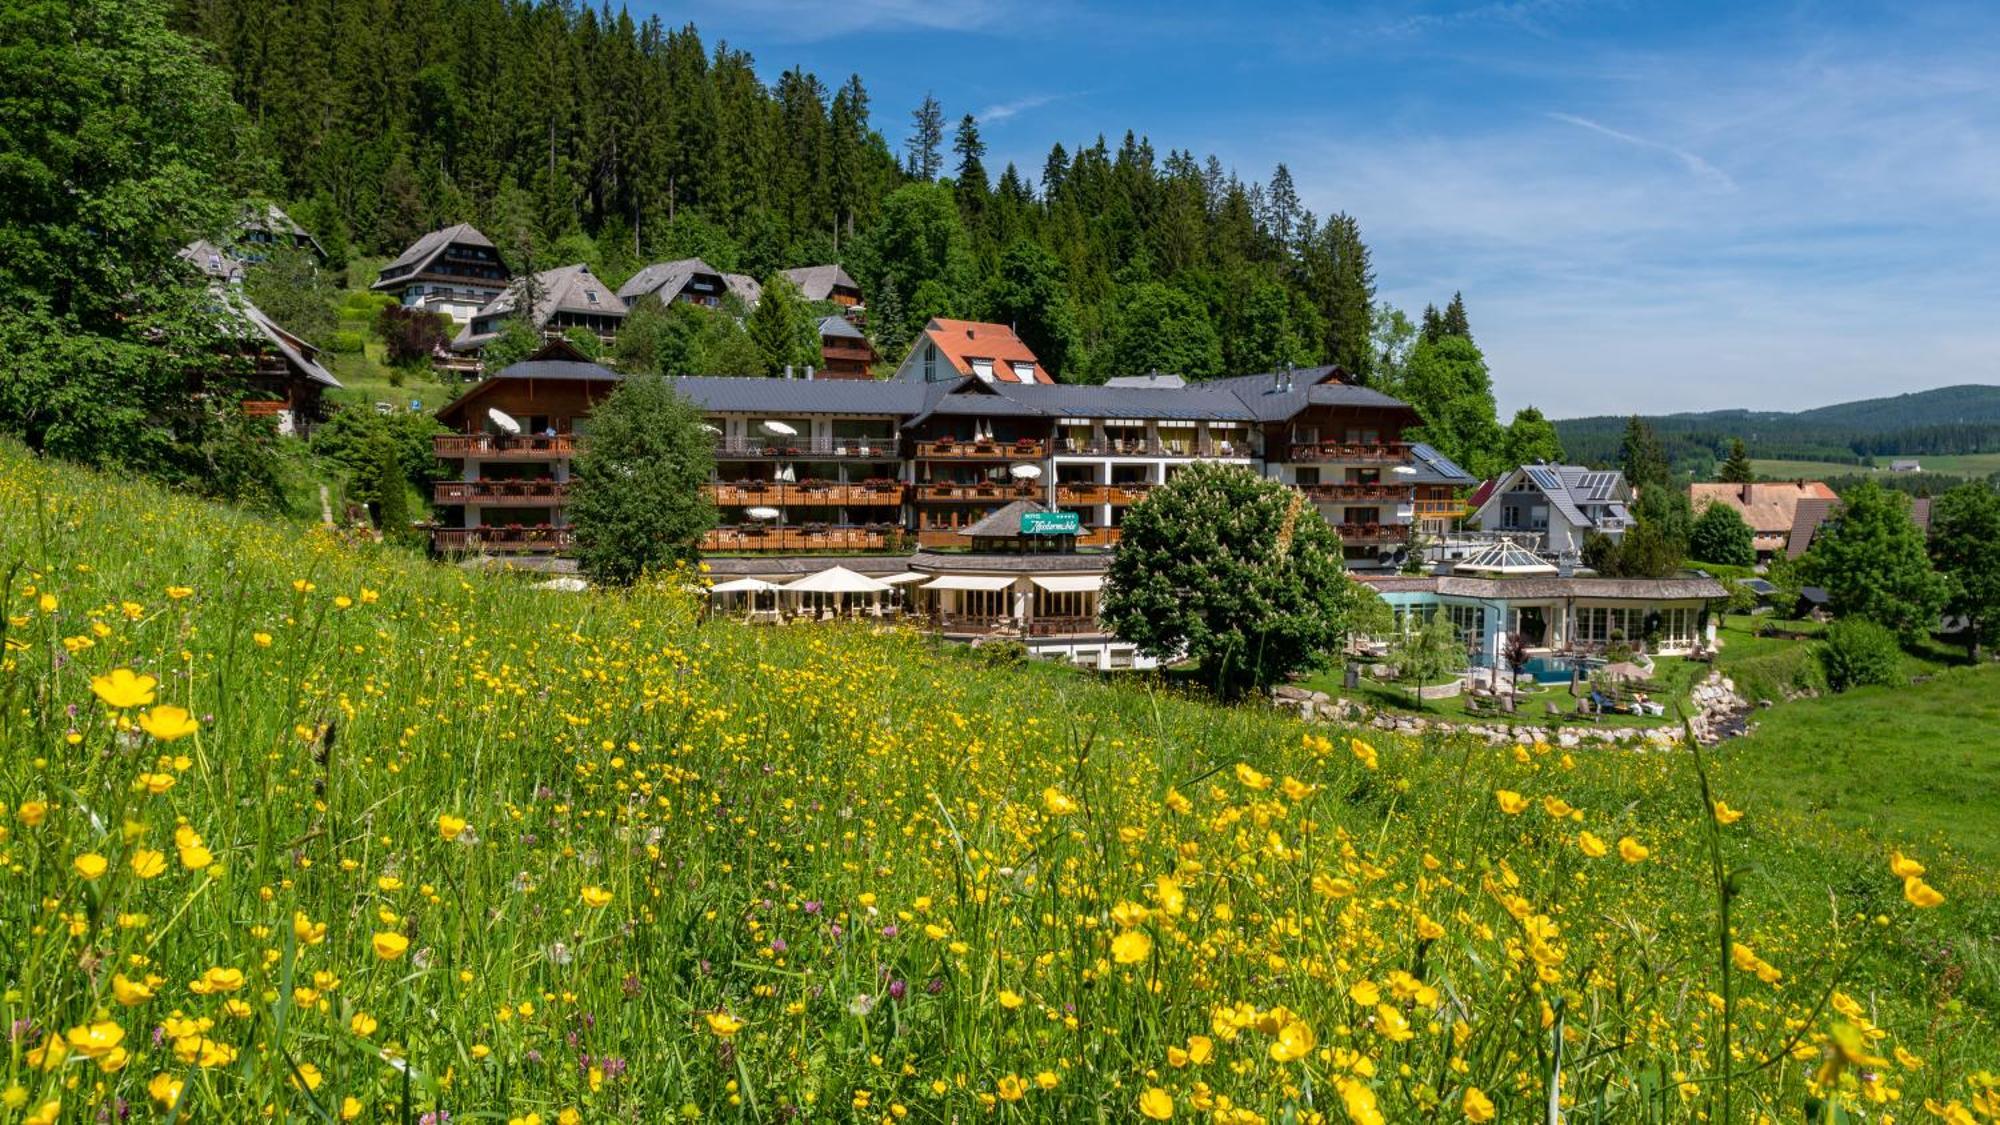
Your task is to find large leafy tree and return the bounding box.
[0,0,274,498]
[850,183,974,353]
[1689,499,1755,567]
[1927,482,2000,660]
[1097,283,1222,381]
[1104,462,1363,698]
[566,374,716,585]
[1803,480,1948,643]
[1503,407,1564,466]
[1400,335,1505,478]
[982,241,1078,378]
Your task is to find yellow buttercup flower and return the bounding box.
[995,1074,1026,1102]
[1463,1086,1496,1122]
[1618,837,1649,863]
[129,848,168,879]
[437,813,468,841]
[1904,875,1945,908]
[91,668,157,709]
[580,885,613,908]
[372,932,410,960]
[705,1011,745,1037]
[138,705,199,742]
[1138,1087,1174,1120]
[1577,831,1608,858]
[1713,800,1744,825]
[1111,929,1152,964]
[1040,787,1078,816]
[1494,789,1529,815]
[73,852,109,880]
[1269,1018,1316,1062]
[1889,850,1926,879]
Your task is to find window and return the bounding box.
[1291,425,1319,446]
[1035,589,1095,621]
[1446,604,1485,645]
[1011,361,1037,381]
[971,358,994,381]
[957,589,1008,618]
[1294,467,1321,486]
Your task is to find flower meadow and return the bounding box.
[1,442,1995,1124]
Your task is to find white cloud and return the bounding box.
[977,93,1070,124]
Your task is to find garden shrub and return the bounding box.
[1819,617,1904,693]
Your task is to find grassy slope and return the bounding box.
[3,442,1998,1121]
[1753,452,2000,478]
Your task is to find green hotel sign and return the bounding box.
[1020,511,1082,536]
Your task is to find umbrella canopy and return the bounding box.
[760,420,798,436]
[878,572,929,585]
[709,577,778,593]
[745,507,781,521]
[784,566,893,594]
[488,407,523,435]
[1009,463,1043,479]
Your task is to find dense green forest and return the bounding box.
[166,0,1390,384]
[1556,385,2000,472]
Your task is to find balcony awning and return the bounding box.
[1030,575,1104,593]
[879,572,929,585]
[921,575,1016,592]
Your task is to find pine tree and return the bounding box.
[1264,163,1300,250]
[907,93,943,180]
[1419,303,1444,343]
[1718,438,1755,483]
[746,274,819,376]
[1620,416,1672,492]
[952,113,988,219]
[370,430,413,544]
[1440,291,1472,342]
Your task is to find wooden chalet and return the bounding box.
[372,224,511,325]
[452,264,626,358]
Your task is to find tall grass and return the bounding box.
[0,440,1990,1123]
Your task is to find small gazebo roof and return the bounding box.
[783,566,893,594]
[1453,537,1558,576]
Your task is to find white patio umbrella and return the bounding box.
[745,506,781,521]
[1009,463,1043,479]
[760,420,798,436]
[710,577,778,593]
[488,407,523,435]
[783,565,895,618]
[775,463,796,483]
[699,423,721,434]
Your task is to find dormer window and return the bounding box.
[1011,361,1036,382]
[970,358,994,382]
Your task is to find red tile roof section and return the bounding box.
[922,318,1052,384]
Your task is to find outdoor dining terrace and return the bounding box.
[1285,441,1411,464]
[435,433,576,458]
[706,482,906,506]
[431,526,573,552]
[913,437,1047,460]
[703,525,894,552]
[434,480,568,505]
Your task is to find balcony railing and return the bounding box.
[1078,526,1122,548]
[914,439,1046,460]
[432,526,573,553]
[1299,483,1413,503]
[433,480,568,505]
[713,437,900,459]
[706,483,905,507]
[1335,523,1411,545]
[1412,499,1469,520]
[1285,442,1410,464]
[1056,484,1154,505]
[915,482,1043,502]
[935,612,1016,634]
[1025,615,1105,637]
[703,526,893,552]
[435,434,576,459]
[1054,439,1245,459]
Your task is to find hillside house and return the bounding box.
[815,315,878,379]
[1466,464,1635,557]
[781,264,864,309]
[616,258,759,310]
[891,318,1053,385]
[1689,480,1839,562]
[371,224,512,324]
[178,240,340,433]
[453,264,626,357]
[234,203,324,260]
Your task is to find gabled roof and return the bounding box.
[1405,442,1476,485]
[910,319,1053,384]
[781,264,861,302]
[1786,497,1837,559]
[219,289,340,388]
[434,340,617,426]
[818,315,866,340]
[179,240,245,283]
[961,500,1050,538]
[373,223,498,287]
[455,265,624,348]
[1474,464,1633,531]
[1201,366,1416,423]
[724,273,762,307]
[237,202,324,257]
[1104,372,1187,388]
[1690,481,1839,538]
[618,258,722,303]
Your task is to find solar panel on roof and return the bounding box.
[1526,466,1563,492]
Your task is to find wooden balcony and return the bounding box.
[1055,439,1242,459]
[436,433,576,459]
[1078,526,1122,548]
[915,482,1043,502]
[1299,483,1413,503]
[1056,484,1158,505]
[703,526,892,552]
[1285,442,1410,465]
[432,526,573,553]
[434,480,568,505]
[713,437,899,459]
[706,483,905,507]
[1335,523,1411,545]
[1412,499,1469,520]
[913,439,1046,460]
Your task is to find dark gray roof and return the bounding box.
[960,500,1049,538]
[374,223,496,286]
[909,550,1111,574]
[818,315,866,340]
[455,265,624,348]
[1198,366,1417,423]
[1001,381,1250,421]
[224,290,340,388]
[725,273,763,306]
[781,264,861,301]
[1476,465,1633,532]
[1406,442,1476,485]
[179,240,245,282]
[494,357,620,382]
[1103,372,1187,388]
[663,376,924,415]
[618,258,719,303]
[704,554,916,578]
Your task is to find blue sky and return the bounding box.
[646,0,2000,417]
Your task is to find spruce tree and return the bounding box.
[746,274,819,376]
[1419,303,1444,343]
[1440,291,1472,342]
[370,430,413,544]
[1718,438,1755,483]
[952,114,988,217]
[907,93,944,180]
[1620,416,1671,492]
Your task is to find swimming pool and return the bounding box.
[1516,655,1596,684]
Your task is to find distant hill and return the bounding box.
[1553,384,2000,471]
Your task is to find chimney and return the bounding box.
[805,365,815,381]
[1741,482,1751,503]
[784,364,794,380]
